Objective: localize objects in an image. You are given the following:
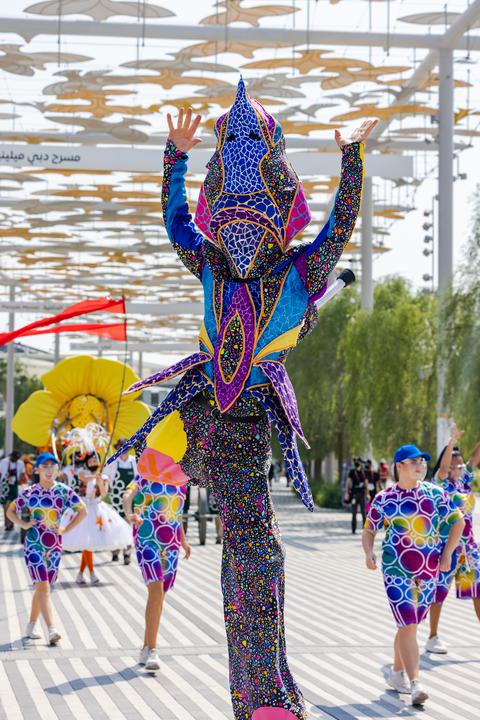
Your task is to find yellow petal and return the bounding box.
[111,400,150,444]
[146,410,187,463]
[42,356,94,403]
[90,358,141,404]
[12,390,60,446]
[42,356,141,404]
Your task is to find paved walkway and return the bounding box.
[1,483,479,719]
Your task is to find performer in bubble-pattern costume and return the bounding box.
[109,79,377,719]
[12,472,84,584]
[7,452,86,645]
[363,444,464,706]
[425,424,480,655]
[432,427,480,605]
[365,476,462,626]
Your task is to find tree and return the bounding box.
[341,278,437,459]
[0,359,43,454]
[288,277,438,482]
[442,185,480,452]
[287,288,358,481]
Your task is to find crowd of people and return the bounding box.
[360,424,480,706]
[1,440,191,672]
[1,424,479,706]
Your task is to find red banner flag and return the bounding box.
[0,297,126,346]
[26,322,127,342]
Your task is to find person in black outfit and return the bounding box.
[343,457,366,534]
[364,459,380,502]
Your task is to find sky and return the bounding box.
[0,0,479,366]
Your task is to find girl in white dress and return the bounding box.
[62,453,132,584]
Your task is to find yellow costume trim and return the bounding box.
[146,410,187,464]
[253,325,302,363]
[199,322,215,355]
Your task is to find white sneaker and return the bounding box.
[386,667,410,694]
[48,627,61,646]
[76,572,87,585]
[139,647,149,666]
[90,572,100,585]
[25,622,42,640]
[425,634,447,654]
[145,648,160,671]
[411,681,429,705]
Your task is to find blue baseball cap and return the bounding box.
[393,444,431,464]
[35,452,59,467]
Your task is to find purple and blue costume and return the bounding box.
[109,79,364,720]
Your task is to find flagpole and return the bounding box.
[54,328,60,365]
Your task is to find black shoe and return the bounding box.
[112,552,119,562]
[216,537,222,545]
[123,554,131,565]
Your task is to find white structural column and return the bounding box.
[360,177,374,311]
[54,332,60,365]
[436,48,455,454]
[4,285,15,455]
[438,48,454,294]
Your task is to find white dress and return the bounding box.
[62,476,133,552]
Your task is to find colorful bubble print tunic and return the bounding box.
[109,78,364,720]
[12,482,84,584]
[128,475,186,591]
[365,482,462,627]
[434,470,480,601]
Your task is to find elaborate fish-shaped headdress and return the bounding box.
[195,78,311,279]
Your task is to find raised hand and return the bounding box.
[335,118,379,149]
[167,108,202,152]
[450,421,465,445]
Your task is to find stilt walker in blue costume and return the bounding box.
[109,79,377,720]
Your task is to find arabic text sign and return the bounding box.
[0,145,162,172]
[0,145,413,178]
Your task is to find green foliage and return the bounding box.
[287,290,357,480]
[341,277,437,458]
[288,276,438,471]
[0,359,43,453]
[309,477,343,509]
[443,185,480,453]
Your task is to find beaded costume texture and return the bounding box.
[109,79,364,720]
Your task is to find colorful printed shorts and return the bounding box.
[24,541,62,584]
[435,545,480,603]
[384,573,437,627]
[134,524,180,591]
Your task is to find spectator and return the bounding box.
[378,459,391,489]
[344,457,367,534]
[0,450,26,531]
[364,459,381,503]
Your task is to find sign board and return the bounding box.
[0,144,414,178]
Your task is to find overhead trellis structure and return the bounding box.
[0,0,479,360]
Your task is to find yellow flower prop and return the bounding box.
[12,355,150,448]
